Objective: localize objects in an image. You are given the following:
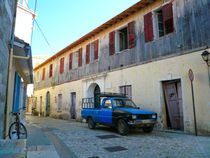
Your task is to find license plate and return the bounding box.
[142,120,152,124]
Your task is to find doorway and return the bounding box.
[46,92,50,116]
[70,92,76,119]
[40,96,42,116]
[163,80,184,130]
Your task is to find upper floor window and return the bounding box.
[36,71,40,81]
[109,21,135,55]
[86,39,99,64]
[42,68,45,80]
[72,51,79,69]
[60,57,64,74]
[49,64,53,78]
[144,2,174,42]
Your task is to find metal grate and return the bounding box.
[96,135,119,139]
[104,146,128,152]
[88,157,100,158]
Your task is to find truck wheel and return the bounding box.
[88,118,95,129]
[117,119,129,135]
[143,126,154,133]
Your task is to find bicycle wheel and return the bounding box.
[9,122,27,139]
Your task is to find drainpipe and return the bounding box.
[4,0,18,139]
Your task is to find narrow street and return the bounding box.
[26,116,210,158]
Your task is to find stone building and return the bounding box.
[33,0,210,135]
[0,0,34,139]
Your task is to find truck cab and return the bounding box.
[81,93,157,135]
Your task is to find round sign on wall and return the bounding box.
[188,69,194,82]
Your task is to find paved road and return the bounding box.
[26,115,210,158]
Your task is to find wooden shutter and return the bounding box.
[86,44,90,64]
[69,53,73,70]
[49,64,53,77]
[162,3,174,34]
[144,12,154,42]
[78,48,82,67]
[94,39,99,60]
[60,58,64,74]
[42,68,45,80]
[128,21,135,48]
[109,31,115,55]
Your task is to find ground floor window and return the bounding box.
[119,85,132,99]
[57,94,62,112]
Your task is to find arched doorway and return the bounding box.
[87,83,101,107]
[46,92,50,116]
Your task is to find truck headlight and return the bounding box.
[132,115,137,119]
[152,115,156,119]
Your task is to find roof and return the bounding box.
[34,0,156,71]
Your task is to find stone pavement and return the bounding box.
[0,139,26,158]
[26,116,210,158]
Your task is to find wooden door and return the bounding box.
[71,93,76,119]
[46,92,50,116]
[40,96,42,116]
[163,81,183,130]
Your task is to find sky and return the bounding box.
[27,0,140,57]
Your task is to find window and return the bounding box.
[104,100,112,109]
[72,52,78,69]
[116,27,128,52]
[49,64,53,77]
[78,48,82,67]
[144,2,174,42]
[109,21,135,55]
[86,40,99,64]
[36,71,40,81]
[120,85,132,99]
[60,57,64,74]
[57,94,62,111]
[42,68,45,80]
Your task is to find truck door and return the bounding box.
[99,99,112,124]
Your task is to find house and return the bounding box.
[0,0,35,139]
[33,0,210,135]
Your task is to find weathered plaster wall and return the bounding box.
[0,0,16,138]
[34,50,210,135]
[34,0,210,90]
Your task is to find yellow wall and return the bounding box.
[34,49,210,135]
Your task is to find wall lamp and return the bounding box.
[201,50,210,86]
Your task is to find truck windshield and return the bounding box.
[113,99,137,108]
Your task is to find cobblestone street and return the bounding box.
[26,116,210,158]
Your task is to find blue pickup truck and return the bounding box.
[81,93,157,135]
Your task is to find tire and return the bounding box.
[143,126,154,133]
[88,118,96,129]
[9,122,27,139]
[117,119,129,135]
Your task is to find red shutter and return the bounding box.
[42,68,45,80]
[128,21,135,48]
[94,40,99,60]
[162,3,174,34]
[86,44,90,64]
[60,57,64,74]
[69,53,73,70]
[49,64,53,77]
[144,12,154,42]
[109,31,115,55]
[78,48,82,67]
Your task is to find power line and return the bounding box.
[24,0,55,54]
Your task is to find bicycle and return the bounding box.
[9,109,27,139]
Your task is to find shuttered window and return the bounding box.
[49,64,53,77]
[128,21,135,48]
[86,44,90,64]
[60,57,64,74]
[78,48,82,67]
[109,31,115,55]
[162,3,174,34]
[69,53,73,70]
[120,85,132,99]
[144,12,154,42]
[94,39,99,60]
[42,68,45,80]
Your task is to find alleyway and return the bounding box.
[26,116,210,158]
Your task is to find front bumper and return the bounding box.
[128,119,156,125]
